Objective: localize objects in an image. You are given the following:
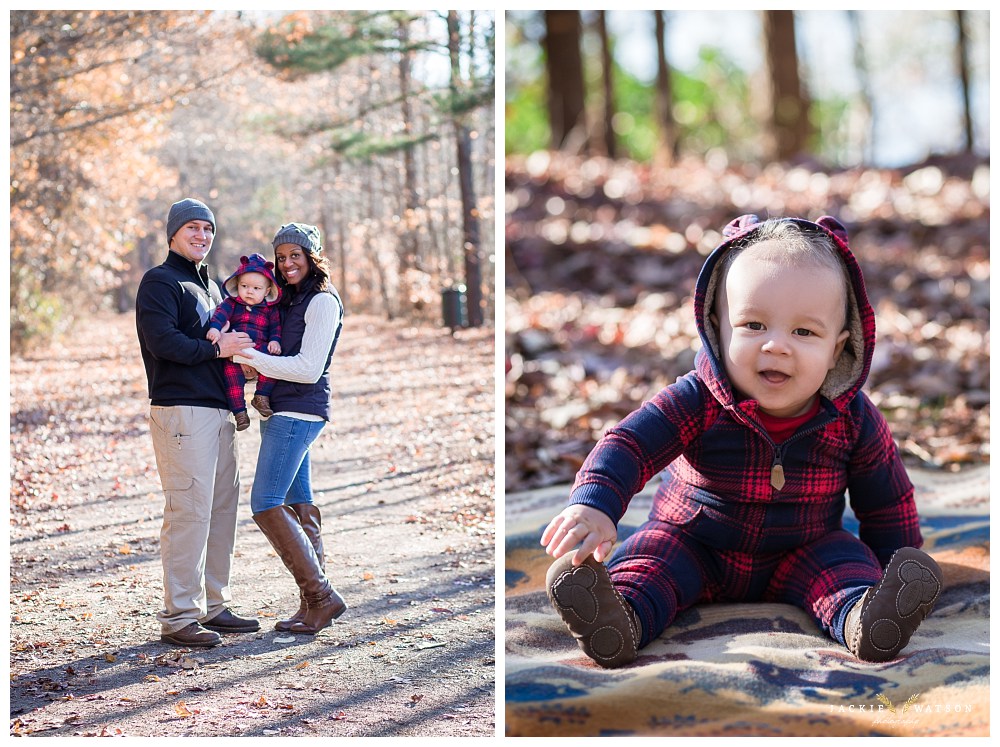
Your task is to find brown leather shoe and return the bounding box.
[202,608,260,633]
[546,554,639,668]
[251,395,273,418]
[234,410,251,431]
[161,622,221,648]
[845,547,943,662]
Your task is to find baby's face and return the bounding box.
[713,243,850,418]
[236,271,270,306]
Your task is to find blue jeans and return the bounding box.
[250,415,326,515]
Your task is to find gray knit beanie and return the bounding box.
[272,222,322,256]
[166,198,216,246]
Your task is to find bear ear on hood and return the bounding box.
[722,214,760,238]
[239,255,250,265]
[816,215,850,244]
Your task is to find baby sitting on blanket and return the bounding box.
[542,215,942,667]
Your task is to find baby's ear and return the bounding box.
[722,214,760,238]
[816,216,849,244]
[709,312,719,329]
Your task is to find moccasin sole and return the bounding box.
[852,547,942,662]
[546,555,638,668]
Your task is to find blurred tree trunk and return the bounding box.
[761,10,811,161]
[396,16,419,272]
[448,10,483,327]
[955,10,974,152]
[653,10,679,166]
[542,10,586,152]
[594,11,616,158]
[847,11,874,164]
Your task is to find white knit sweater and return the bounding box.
[233,292,341,421]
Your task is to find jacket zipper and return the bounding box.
[769,416,835,491]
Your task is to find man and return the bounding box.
[135,197,260,647]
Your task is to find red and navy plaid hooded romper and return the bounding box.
[567,215,922,647]
[209,253,283,413]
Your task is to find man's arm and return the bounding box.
[136,277,216,364]
[137,277,252,363]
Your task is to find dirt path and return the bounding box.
[9,311,496,737]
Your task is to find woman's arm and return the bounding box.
[234,292,340,384]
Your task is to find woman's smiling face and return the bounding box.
[274,243,311,286]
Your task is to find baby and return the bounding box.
[207,253,282,431]
[542,215,942,666]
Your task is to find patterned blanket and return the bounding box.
[505,466,989,737]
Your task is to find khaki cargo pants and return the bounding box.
[148,405,239,635]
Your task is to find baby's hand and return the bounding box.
[541,504,617,566]
[268,341,281,355]
[206,328,221,344]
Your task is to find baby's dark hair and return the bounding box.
[719,219,852,329]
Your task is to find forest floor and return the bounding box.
[9,311,496,737]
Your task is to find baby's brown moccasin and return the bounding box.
[845,547,942,662]
[251,395,273,418]
[234,411,251,431]
[546,554,639,668]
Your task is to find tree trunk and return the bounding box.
[955,10,974,153]
[761,10,810,161]
[595,11,616,158]
[847,10,874,165]
[653,10,678,166]
[448,10,483,328]
[542,10,586,152]
[396,16,419,272]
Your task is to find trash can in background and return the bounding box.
[441,285,467,332]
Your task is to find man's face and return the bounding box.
[236,272,270,306]
[169,220,214,264]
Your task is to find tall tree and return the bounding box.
[448,10,483,327]
[396,16,420,272]
[847,10,875,164]
[594,11,616,158]
[653,10,679,165]
[542,10,586,151]
[954,10,974,153]
[761,10,811,161]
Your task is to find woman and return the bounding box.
[234,222,346,634]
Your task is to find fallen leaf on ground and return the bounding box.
[174,701,195,717]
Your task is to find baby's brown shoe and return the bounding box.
[234,410,251,431]
[844,547,942,662]
[546,554,640,668]
[251,395,273,417]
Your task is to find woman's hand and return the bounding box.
[541,504,617,566]
[241,364,258,381]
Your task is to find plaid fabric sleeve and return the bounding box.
[208,298,232,332]
[569,372,708,525]
[846,393,922,566]
[267,305,282,345]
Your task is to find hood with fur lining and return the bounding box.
[693,214,875,414]
[222,253,281,305]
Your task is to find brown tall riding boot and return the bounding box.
[274,503,326,632]
[253,505,346,635]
